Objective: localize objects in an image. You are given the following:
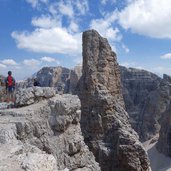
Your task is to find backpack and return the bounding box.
[6,76,15,87]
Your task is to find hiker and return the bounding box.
[33,78,41,86]
[5,71,15,102]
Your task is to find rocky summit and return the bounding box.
[78,30,151,171]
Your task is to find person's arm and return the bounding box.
[12,77,16,89]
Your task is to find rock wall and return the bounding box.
[0,89,100,171]
[156,76,171,156]
[78,30,150,171]
[121,67,171,141]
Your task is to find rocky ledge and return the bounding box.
[0,90,100,171]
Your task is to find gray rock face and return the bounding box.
[156,103,171,157]
[0,92,100,171]
[156,76,171,157]
[121,66,171,141]
[78,30,150,171]
[15,87,56,107]
[37,66,70,92]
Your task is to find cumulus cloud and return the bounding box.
[1,59,17,66]
[12,27,82,55]
[120,61,137,68]
[12,0,92,56]
[49,0,89,17]
[160,53,171,59]
[69,21,79,32]
[149,66,171,76]
[74,0,89,15]
[41,56,60,63]
[58,1,74,18]
[122,44,130,53]
[90,11,122,42]
[31,15,61,28]
[118,0,171,38]
[41,56,56,62]
[101,0,117,5]
[23,59,40,67]
[26,0,48,8]
[0,63,7,68]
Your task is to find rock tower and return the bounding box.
[79,30,151,171]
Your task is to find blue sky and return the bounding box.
[1,0,171,80]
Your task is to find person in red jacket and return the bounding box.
[5,71,15,102]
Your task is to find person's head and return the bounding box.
[8,71,12,76]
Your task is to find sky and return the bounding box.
[1,0,171,80]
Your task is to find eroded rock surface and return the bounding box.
[0,92,100,171]
[78,30,151,171]
[15,87,56,107]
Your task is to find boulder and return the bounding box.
[15,87,56,107]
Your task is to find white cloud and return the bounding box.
[90,11,122,42]
[2,59,17,66]
[73,56,82,65]
[122,44,130,53]
[12,27,82,55]
[149,66,171,76]
[58,1,74,18]
[101,0,108,4]
[118,0,171,38]
[26,0,48,8]
[69,21,79,32]
[41,56,56,62]
[74,0,89,15]
[101,0,117,5]
[0,63,7,68]
[23,59,40,67]
[120,61,137,67]
[31,15,61,28]
[26,0,38,8]
[160,53,171,59]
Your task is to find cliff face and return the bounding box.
[78,30,150,171]
[121,67,171,141]
[155,75,171,156]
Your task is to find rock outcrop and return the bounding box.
[0,89,100,171]
[78,30,150,171]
